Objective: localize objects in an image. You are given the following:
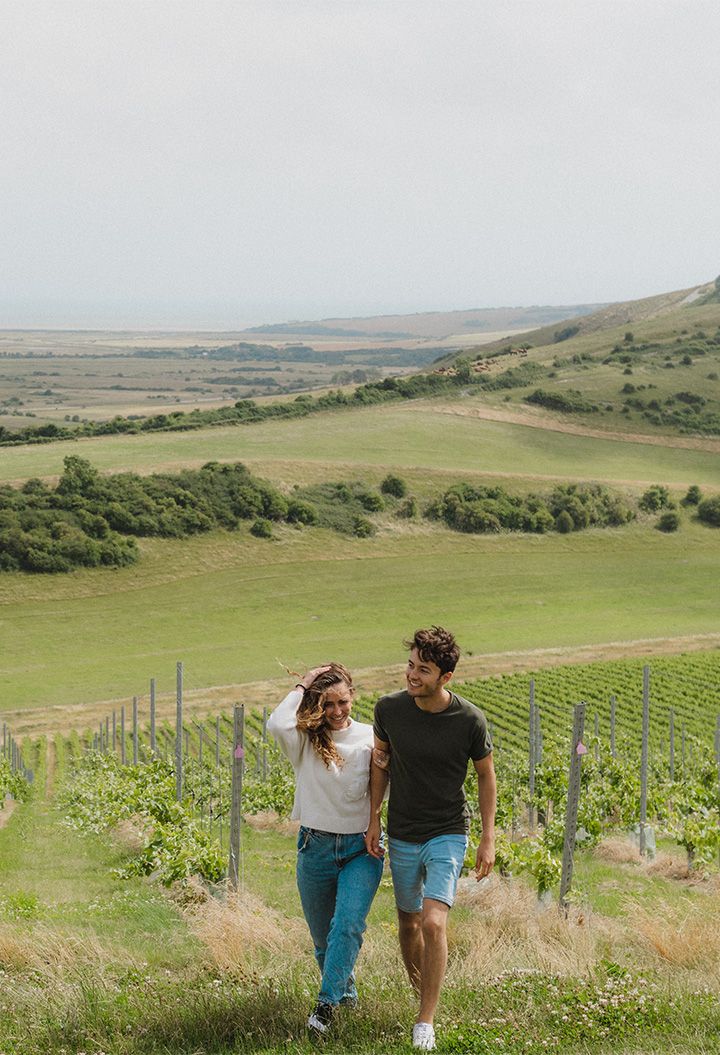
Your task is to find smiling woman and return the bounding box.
[265,663,383,1039]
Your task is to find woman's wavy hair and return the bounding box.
[295,663,354,769]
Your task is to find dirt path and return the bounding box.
[6,631,720,739]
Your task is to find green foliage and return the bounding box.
[380,473,407,498]
[657,510,680,532]
[351,514,375,537]
[525,388,598,414]
[554,509,574,533]
[397,496,418,519]
[250,517,273,539]
[639,484,672,512]
[58,753,225,886]
[681,484,702,506]
[698,494,720,526]
[427,481,634,536]
[553,325,580,343]
[0,758,32,804]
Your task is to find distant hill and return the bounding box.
[436,276,720,438]
[242,303,605,340]
[444,279,718,365]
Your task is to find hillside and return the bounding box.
[242,302,605,340]
[429,278,720,440]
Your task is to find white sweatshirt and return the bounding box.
[266,688,374,833]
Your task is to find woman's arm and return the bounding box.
[266,665,333,766]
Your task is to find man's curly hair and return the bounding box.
[403,626,460,675]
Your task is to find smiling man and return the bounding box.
[365,626,496,1051]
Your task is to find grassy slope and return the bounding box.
[455,300,720,437]
[2,400,720,487]
[2,516,719,712]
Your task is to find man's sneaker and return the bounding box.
[412,1021,436,1050]
[339,995,358,1010]
[307,1001,334,1039]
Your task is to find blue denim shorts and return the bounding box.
[388,834,468,912]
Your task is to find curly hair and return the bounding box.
[295,663,354,769]
[403,625,460,674]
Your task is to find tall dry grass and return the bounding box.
[179,879,306,977]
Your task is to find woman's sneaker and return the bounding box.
[307,1002,334,1039]
[412,1021,436,1050]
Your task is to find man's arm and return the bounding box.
[365,735,390,859]
[472,753,496,880]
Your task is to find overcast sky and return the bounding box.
[1,0,719,329]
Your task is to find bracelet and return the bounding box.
[295,683,306,692]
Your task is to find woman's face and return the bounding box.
[322,681,353,730]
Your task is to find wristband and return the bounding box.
[295,683,306,692]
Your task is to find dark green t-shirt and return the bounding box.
[373,689,493,843]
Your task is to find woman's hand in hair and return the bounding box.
[298,665,333,691]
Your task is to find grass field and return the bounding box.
[2,400,720,487]
[2,343,719,727]
[2,515,719,715]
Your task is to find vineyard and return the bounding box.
[28,650,719,895]
[2,649,720,1054]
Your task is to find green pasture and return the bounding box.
[2,516,719,711]
[2,401,720,489]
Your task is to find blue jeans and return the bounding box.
[296,827,384,1007]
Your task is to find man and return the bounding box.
[365,626,496,1051]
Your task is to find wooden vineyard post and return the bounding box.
[150,678,156,755]
[559,702,587,913]
[112,710,117,754]
[528,679,536,830]
[639,665,650,857]
[594,712,599,762]
[682,721,686,779]
[215,715,221,767]
[610,695,616,759]
[669,708,675,782]
[121,705,126,764]
[229,704,245,890]
[176,661,184,802]
[132,696,138,764]
[105,716,109,753]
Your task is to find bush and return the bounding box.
[639,485,672,513]
[555,509,574,533]
[286,499,318,525]
[657,511,680,532]
[681,485,702,507]
[351,515,375,537]
[250,518,273,539]
[380,473,407,498]
[357,491,385,512]
[397,497,418,519]
[698,495,720,527]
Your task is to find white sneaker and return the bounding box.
[412,1022,436,1050]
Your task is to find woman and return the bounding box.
[267,663,383,1038]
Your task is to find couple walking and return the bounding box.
[267,625,497,1050]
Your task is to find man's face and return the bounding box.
[405,647,451,699]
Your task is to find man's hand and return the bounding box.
[365,814,384,859]
[474,833,495,881]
